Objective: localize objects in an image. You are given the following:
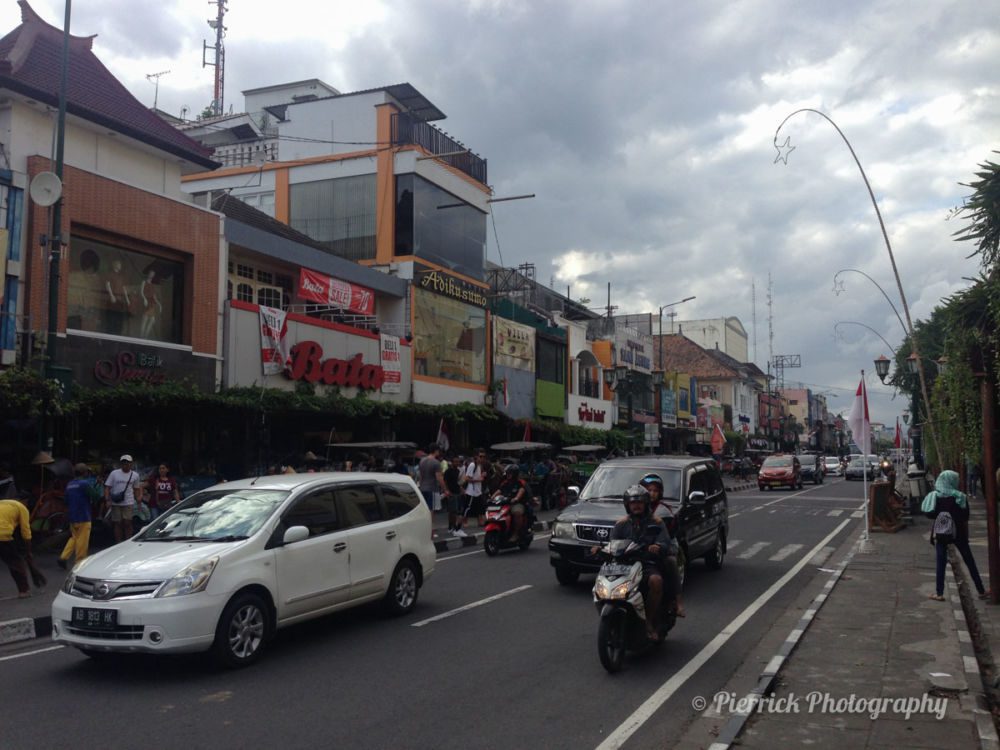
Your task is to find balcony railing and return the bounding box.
[391,113,488,186]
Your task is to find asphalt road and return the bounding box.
[0,478,870,749]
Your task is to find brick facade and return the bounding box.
[25,156,220,355]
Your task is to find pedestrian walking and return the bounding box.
[103,454,143,543]
[464,449,486,528]
[969,462,981,497]
[0,497,34,598]
[417,443,448,512]
[58,464,95,569]
[922,469,990,602]
[147,463,182,518]
[444,453,465,535]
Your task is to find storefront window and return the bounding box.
[289,175,376,261]
[412,288,486,384]
[395,174,486,280]
[537,337,566,384]
[67,237,184,343]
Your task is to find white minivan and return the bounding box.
[51,473,436,667]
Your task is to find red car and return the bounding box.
[758,454,802,491]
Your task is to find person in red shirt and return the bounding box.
[147,463,181,518]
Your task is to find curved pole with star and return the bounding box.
[774,107,939,463]
[834,321,897,355]
[832,269,906,337]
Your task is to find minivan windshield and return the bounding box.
[137,489,290,542]
[763,456,793,468]
[580,466,682,502]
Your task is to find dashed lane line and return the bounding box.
[410,585,533,627]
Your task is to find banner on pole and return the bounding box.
[380,333,402,394]
[259,305,290,376]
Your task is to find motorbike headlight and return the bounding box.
[156,557,219,598]
[594,579,611,599]
[610,582,630,599]
[553,521,575,539]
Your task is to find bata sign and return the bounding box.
[286,341,385,390]
[417,269,488,307]
[298,269,375,316]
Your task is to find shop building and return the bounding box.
[559,313,613,432]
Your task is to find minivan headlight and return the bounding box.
[156,557,219,598]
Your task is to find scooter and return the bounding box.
[593,538,676,673]
[482,495,535,556]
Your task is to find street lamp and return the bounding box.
[775,108,939,463]
[874,354,892,383]
[835,321,897,357]
[832,269,906,337]
[902,409,910,426]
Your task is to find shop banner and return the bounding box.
[380,333,402,394]
[613,327,652,374]
[493,317,535,371]
[259,305,290,376]
[298,268,375,316]
[661,388,677,426]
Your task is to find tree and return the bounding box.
[955,152,1000,273]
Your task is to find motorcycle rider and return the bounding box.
[492,465,529,543]
[639,473,685,618]
[611,485,672,641]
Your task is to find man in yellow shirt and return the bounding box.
[0,498,33,598]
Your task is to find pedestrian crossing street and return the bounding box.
[726,538,836,566]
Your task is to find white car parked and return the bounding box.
[51,473,436,667]
[823,456,843,476]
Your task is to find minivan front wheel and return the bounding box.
[213,592,268,668]
[384,559,420,615]
[705,530,725,570]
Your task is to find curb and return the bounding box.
[433,520,551,553]
[0,614,52,646]
[707,537,860,750]
[947,550,1000,750]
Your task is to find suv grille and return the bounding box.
[71,577,163,600]
[575,524,614,543]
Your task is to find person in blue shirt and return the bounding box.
[58,464,95,570]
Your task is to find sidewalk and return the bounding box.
[713,513,998,750]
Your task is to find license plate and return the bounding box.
[71,607,118,630]
[602,563,633,576]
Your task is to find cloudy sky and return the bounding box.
[4,0,996,427]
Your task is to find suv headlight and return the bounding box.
[156,557,219,598]
[553,521,575,539]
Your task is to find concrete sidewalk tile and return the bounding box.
[868,715,977,748]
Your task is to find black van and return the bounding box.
[548,456,729,585]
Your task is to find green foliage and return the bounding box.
[0,367,64,420]
[954,152,1000,272]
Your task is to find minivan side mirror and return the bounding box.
[687,491,707,506]
[282,525,310,545]
[567,486,580,503]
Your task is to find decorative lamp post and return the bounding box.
[936,356,948,375]
[902,409,909,426]
[906,351,919,375]
[874,355,892,384]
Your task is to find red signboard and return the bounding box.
[298,268,375,316]
[286,340,385,390]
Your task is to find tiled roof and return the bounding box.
[0,2,218,169]
[654,334,740,379]
[211,192,329,250]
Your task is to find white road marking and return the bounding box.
[436,533,551,562]
[410,585,533,627]
[851,511,865,519]
[725,539,742,550]
[737,542,770,559]
[769,544,804,561]
[0,645,64,662]
[827,510,843,517]
[594,518,852,750]
[809,546,835,567]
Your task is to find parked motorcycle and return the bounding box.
[593,538,677,673]
[482,495,535,556]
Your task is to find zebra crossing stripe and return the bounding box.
[851,511,865,518]
[737,542,771,559]
[726,539,742,550]
[769,544,804,561]
[827,509,843,517]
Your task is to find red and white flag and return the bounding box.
[436,418,450,452]
[847,377,871,454]
[894,418,902,449]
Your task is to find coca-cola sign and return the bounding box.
[298,269,375,315]
[286,340,385,390]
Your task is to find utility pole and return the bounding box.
[146,70,170,110]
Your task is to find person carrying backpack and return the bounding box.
[922,469,990,602]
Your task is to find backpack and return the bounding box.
[932,511,955,545]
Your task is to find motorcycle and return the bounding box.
[482,494,535,556]
[593,537,677,673]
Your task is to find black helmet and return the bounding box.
[622,484,651,515]
[639,473,664,492]
[505,465,520,478]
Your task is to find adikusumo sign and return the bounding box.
[416,268,488,307]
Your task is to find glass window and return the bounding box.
[256,270,273,284]
[580,466,682,502]
[381,484,421,519]
[258,287,282,308]
[688,470,710,497]
[537,338,565,384]
[337,485,384,527]
[67,236,185,343]
[395,174,486,280]
[412,288,486,384]
[137,489,289,541]
[289,175,376,261]
[237,264,254,279]
[236,283,254,303]
[283,489,340,537]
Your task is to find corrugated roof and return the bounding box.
[0,2,218,169]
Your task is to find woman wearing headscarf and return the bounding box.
[922,469,990,602]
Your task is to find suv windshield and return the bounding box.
[137,489,290,542]
[763,457,793,468]
[580,466,682,502]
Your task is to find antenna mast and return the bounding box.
[146,70,170,110]
[751,278,757,364]
[202,0,228,116]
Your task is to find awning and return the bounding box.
[490,441,552,451]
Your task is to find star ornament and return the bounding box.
[773,136,796,165]
[832,279,846,296]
